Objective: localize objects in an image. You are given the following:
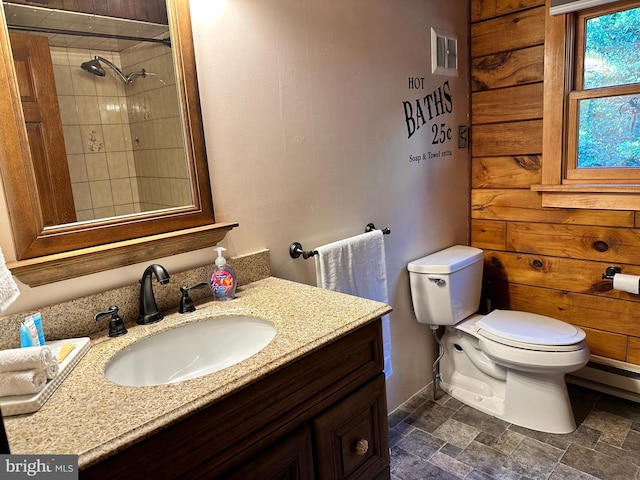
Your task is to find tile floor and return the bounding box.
[388,382,640,480]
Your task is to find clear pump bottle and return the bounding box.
[209,247,236,300]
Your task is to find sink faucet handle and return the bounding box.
[179,282,208,314]
[95,305,128,338]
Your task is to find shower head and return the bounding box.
[80,58,106,77]
[80,56,150,85]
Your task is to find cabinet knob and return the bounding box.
[355,439,369,456]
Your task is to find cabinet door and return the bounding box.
[224,426,315,480]
[313,374,390,480]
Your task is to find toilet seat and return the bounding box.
[467,310,586,352]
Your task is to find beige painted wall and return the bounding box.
[0,0,469,411]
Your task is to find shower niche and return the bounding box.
[5,2,189,224]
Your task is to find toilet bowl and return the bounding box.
[408,245,589,434]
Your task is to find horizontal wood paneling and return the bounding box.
[471,6,546,57]
[472,45,544,91]
[472,84,543,124]
[471,1,640,365]
[484,282,640,338]
[471,189,634,226]
[627,337,640,365]
[583,328,627,361]
[472,189,546,220]
[507,222,640,264]
[471,219,507,251]
[471,0,545,22]
[472,120,543,157]
[472,156,541,188]
[482,249,640,300]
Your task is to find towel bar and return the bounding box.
[290,223,390,259]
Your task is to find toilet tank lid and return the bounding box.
[408,245,483,274]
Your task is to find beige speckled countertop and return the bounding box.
[3,277,391,470]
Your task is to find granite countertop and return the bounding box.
[3,277,391,469]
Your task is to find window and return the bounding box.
[534,0,640,209]
[567,3,640,181]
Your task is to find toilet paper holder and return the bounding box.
[602,266,622,280]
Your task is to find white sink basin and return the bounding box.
[104,316,276,386]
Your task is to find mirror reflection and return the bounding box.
[3,1,193,227]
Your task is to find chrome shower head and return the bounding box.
[80,56,150,85]
[80,58,106,77]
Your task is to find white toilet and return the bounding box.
[407,245,590,434]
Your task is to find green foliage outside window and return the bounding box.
[578,6,640,168]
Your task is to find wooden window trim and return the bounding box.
[533,0,640,209]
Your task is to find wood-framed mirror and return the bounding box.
[0,0,236,286]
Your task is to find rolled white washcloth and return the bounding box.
[0,369,47,396]
[45,359,59,380]
[0,346,53,373]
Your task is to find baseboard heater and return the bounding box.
[568,355,640,403]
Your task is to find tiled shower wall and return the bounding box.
[121,41,191,212]
[51,41,190,221]
[52,46,136,221]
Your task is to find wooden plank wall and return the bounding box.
[5,0,168,24]
[470,0,640,365]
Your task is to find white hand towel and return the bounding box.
[0,247,19,312]
[0,346,54,373]
[0,369,47,397]
[315,230,393,377]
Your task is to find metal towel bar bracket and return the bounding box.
[365,223,391,235]
[289,242,318,259]
[290,223,390,259]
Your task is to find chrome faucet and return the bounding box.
[138,264,170,325]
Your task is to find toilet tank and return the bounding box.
[407,245,484,325]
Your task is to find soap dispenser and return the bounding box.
[209,247,237,301]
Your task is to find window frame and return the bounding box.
[533,0,640,209]
[567,2,640,182]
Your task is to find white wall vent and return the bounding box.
[431,28,458,77]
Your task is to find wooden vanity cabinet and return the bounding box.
[224,426,315,480]
[82,319,390,480]
[313,374,388,480]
